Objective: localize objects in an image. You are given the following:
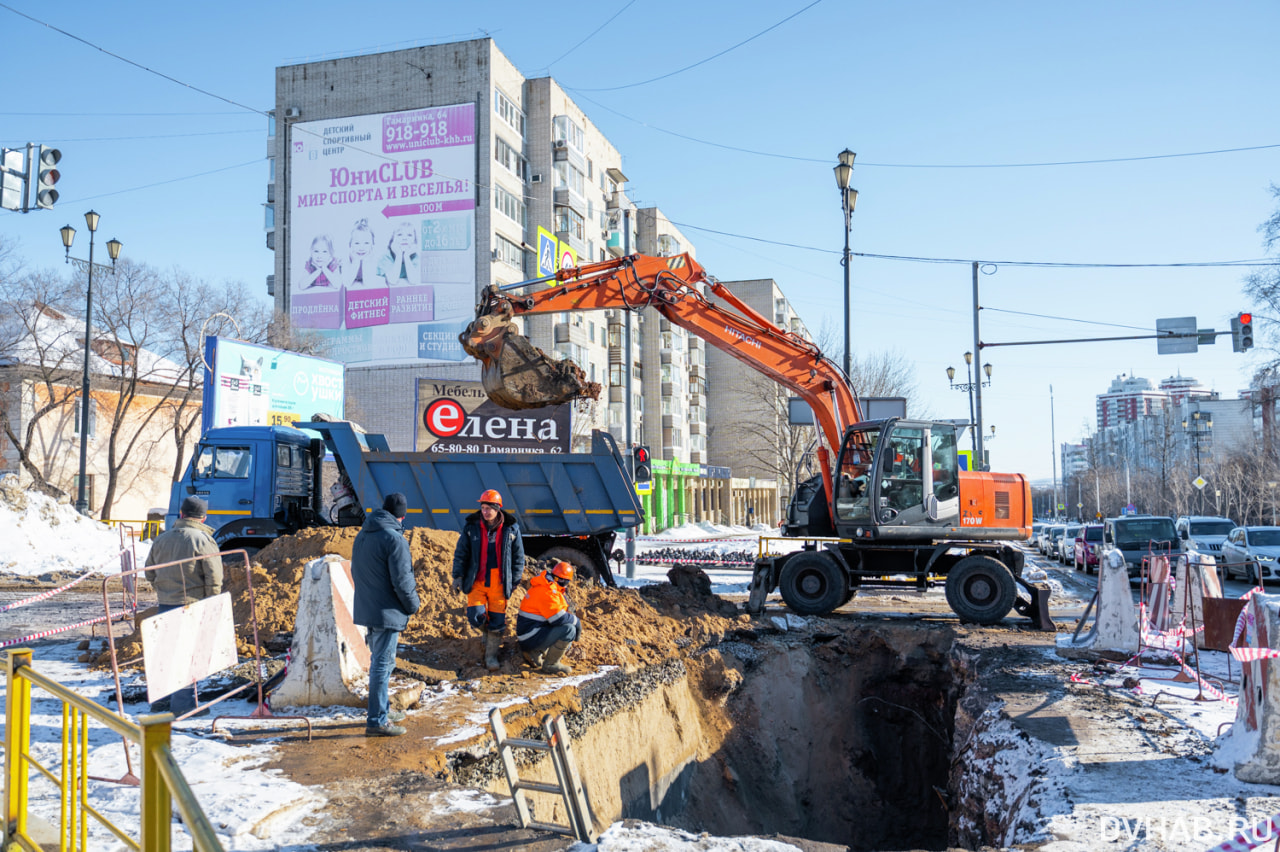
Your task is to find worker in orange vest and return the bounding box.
[516,561,580,675]
[451,489,526,671]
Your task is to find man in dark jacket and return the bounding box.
[144,495,223,716]
[353,492,420,737]
[451,489,526,671]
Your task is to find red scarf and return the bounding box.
[478,517,503,587]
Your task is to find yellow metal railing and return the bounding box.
[4,648,224,852]
[102,519,164,541]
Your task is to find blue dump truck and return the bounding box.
[165,419,642,585]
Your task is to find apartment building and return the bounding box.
[268,39,673,452]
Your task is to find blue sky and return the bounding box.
[2,1,1277,482]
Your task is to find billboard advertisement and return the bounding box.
[201,337,345,433]
[288,104,477,366]
[416,379,569,454]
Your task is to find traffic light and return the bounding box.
[1232,311,1254,352]
[632,445,652,482]
[34,145,61,209]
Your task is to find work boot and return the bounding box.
[541,640,572,675]
[366,723,406,737]
[521,647,545,668]
[484,630,502,671]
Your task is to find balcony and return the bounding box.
[690,421,705,436]
[688,363,705,381]
[554,323,570,344]
[554,188,585,215]
[662,415,675,429]
[659,318,672,332]
[659,350,672,365]
[609,386,624,403]
[661,382,673,397]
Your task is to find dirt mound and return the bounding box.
[102,527,747,681]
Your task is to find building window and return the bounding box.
[494,88,525,135]
[587,158,594,179]
[554,161,585,196]
[494,234,523,270]
[263,203,274,231]
[494,185,527,228]
[495,136,527,180]
[72,398,96,438]
[555,207,584,242]
[553,115,584,151]
[609,364,623,386]
[657,234,681,257]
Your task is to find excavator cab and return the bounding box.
[831,419,961,538]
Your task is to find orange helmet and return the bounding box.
[478,489,503,507]
[551,561,574,581]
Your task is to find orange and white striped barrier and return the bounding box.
[272,556,371,708]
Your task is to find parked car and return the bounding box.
[1220,526,1280,584]
[1031,522,1047,549]
[1058,524,1083,564]
[1073,524,1104,573]
[1044,524,1067,560]
[1175,516,1236,555]
[1102,515,1180,578]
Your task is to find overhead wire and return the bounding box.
[541,0,636,71]
[562,0,823,92]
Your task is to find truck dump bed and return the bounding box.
[308,420,642,537]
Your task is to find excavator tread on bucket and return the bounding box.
[460,306,602,410]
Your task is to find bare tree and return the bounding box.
[1244,184,1280,362]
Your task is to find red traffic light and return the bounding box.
[635,447,648,462]
[1240,312,1253,325]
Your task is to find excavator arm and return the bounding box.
[460,253,862,454]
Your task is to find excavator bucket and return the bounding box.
[460,313,602,410]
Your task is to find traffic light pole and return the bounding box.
[623,209,636,580]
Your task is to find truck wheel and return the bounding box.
[779,552,847,615]
[541,547,598,583]
[945,555,1017,625]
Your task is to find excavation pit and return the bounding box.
[451,620,989,851]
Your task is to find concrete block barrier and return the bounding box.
[272,556,370,708]
[1058,550,1139,659]
[1231,593,1280,784]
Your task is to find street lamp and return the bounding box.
[1181,410,1213,514]
[833,149,857,380]
[60,211,122,517]
[946,352,992,456]
[1269,481,1277,525]
[1108,451,1131,508]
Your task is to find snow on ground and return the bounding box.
[0,474,148,576]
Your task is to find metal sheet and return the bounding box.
[141,592,238,703]
[1202,596,1247,652]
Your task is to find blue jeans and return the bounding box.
[151,603,198,717]
[365,628,399,728]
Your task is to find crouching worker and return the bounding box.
[516,561,580,675]
[451,489,525,671]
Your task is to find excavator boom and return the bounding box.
[460,253,861,448]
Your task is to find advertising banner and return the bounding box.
[288,103,477,366]
[201,337,345,433]
[416,379,570,454]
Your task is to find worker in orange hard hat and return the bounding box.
[516,560,581,675]
[451,489,526,671]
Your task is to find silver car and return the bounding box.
[1058,524,1083,564]
[1221,526,1280,583]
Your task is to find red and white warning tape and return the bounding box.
[636,537,757,544]
[0,571,100,613]
[638,558,754,566]
[0,610,129,650]
[1205,811,1280,851]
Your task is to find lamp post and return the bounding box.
[946,352,992,457]
[833,149,857,380]
[1181,410,1212,514]
[1269,481,1277,525]
[60,212,122,517]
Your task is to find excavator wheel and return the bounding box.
[944,555,1017,625]
[778,551,848,616]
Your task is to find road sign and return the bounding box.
[1193,476,1207,490]
[1057,503,1065,511]
[1077,502,1083,509]
[1157,316,1197,354]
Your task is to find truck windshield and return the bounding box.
[194,446,253,479]
[1115,519,1176,544]
[1191,521,1235,536]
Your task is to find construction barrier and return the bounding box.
[1058,550,1139,659]
[272,557,371,708]
[3,648,224,852]
[1227,592,1280,784]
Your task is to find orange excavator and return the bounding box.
[461,253,1044,626]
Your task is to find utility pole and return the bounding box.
[972,262,985,469]
[1050,385,1059,519]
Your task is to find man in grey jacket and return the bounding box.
[352,492,420,737]
[144,495,224,716]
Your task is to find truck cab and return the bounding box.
[168,425,323,550]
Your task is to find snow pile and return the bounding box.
[0,475,129,576]
[572,823,804,851]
